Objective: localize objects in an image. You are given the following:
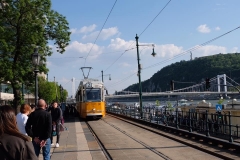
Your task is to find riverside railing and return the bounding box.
[107,106,239,143]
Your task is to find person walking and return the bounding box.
[16,104,31,135]
[0,105,38,160]
[25,99,52,160]
[49,101,62,148]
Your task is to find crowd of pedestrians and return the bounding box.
[0,99,66,160]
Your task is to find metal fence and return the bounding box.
[107,106,238,143]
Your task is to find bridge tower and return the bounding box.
[217,74,227,94]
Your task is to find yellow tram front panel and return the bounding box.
[80,101,105,118]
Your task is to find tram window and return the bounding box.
[85,89,101,101]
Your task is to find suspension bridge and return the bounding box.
[106,74,240,99]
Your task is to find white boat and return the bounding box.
[134,102,140,108]
[178,99,189,106]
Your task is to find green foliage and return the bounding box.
[155,100,160,106]
[218,98,225,105]
[61,89,68,102]
[38,77,56,103]
[38,77,68,104]
[124,53,240,92]
[166,101,173,111]
[0,0,71,108]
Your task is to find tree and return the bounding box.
[0,0,70,109]
[60,89,68,102]
[217,97,224,105]
[166,101,173,111]
[38,77,57,104]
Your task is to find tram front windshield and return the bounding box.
[85,88,101,102]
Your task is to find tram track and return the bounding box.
[85,120,112,160]
[85,114,236,160]
[106,113,238,160]
[101,118,171,160]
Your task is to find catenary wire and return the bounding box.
[139,0,171,37]
[107,25,240,90]
[94,47,135,79]
[104,47,135,72]
[143,25,240,70]
[84,0,117,66]
[101,0,171,74]
[105,72,137,89]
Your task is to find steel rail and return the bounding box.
[106,113,236,160]
[101,118,171,160]
[85,121,112,160]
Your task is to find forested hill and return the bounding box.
[124,53,240,92]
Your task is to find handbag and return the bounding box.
[60,123,67,132]
[52,124,57,136]
[52,131,57,136]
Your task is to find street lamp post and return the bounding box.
[22,83,24,103]
[32,48,40,106]
[135,34,156,118]
[60,85,63,103]
[101,70,111,83]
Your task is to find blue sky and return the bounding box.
[47,0,240,97]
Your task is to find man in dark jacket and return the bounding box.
[48,101,62,147]
[25,99,52,160]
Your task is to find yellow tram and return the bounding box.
[75,78,106,119]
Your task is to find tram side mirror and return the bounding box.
[106,90,108,95]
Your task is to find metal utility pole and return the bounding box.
[135,34,156,118]
[135,34,143,118]
[22,83,24,103]
[54,76,58,102]
[32,48,40,106]
[102,70,103,83]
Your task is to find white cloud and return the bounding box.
[231,47,238,53]
[82,27,119,41]
[119,62,131,67]
[70,24,97,34]
[193,45,226,57]
[197,24,211,33]
[108,38,135,51]
[107,38,184,59]
[154,44,183,58]
[70,28,77,34]
[47,41,104,67]
[66,41,103,58]
[215,26,220,31]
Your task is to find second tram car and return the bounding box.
[75,78,106,119]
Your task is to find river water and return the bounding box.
[109,99,234,107]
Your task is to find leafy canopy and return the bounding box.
[0,0,71,107]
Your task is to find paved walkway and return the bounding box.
[38,116,106,160]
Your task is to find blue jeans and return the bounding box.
[32,138,51,160]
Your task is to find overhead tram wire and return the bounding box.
[139,0,171,37]
[105,72,137,88]
[104,47,135,72]
[143,25,240,70]
[92,48,136,79]
[84,0,117,66]
[101,0,172,73]
[106,25,240,89]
